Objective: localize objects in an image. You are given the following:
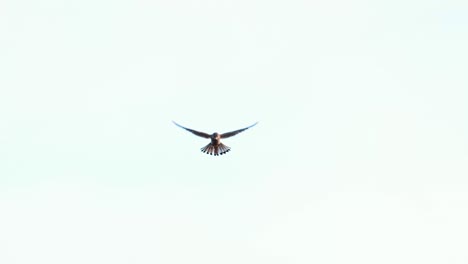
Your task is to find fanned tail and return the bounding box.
[201,143,231,156]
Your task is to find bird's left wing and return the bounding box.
[220,122,258,138]
[173,121,211,138]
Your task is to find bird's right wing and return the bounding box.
[220,122,258,138]
[173,121,211,138]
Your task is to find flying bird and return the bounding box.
[173,121,258,156]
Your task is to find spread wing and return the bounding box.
[173,121,210,138]
[220,122,258,138]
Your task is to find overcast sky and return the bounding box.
[1,0,468,263]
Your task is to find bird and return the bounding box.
[173,121,258,156]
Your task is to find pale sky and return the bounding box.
[1,0,468,263]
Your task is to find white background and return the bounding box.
[1,0,467,263]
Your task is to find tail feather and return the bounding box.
[201,143,231,156]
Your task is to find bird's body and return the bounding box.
[210,133,221,145]
[173,121,257,156]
